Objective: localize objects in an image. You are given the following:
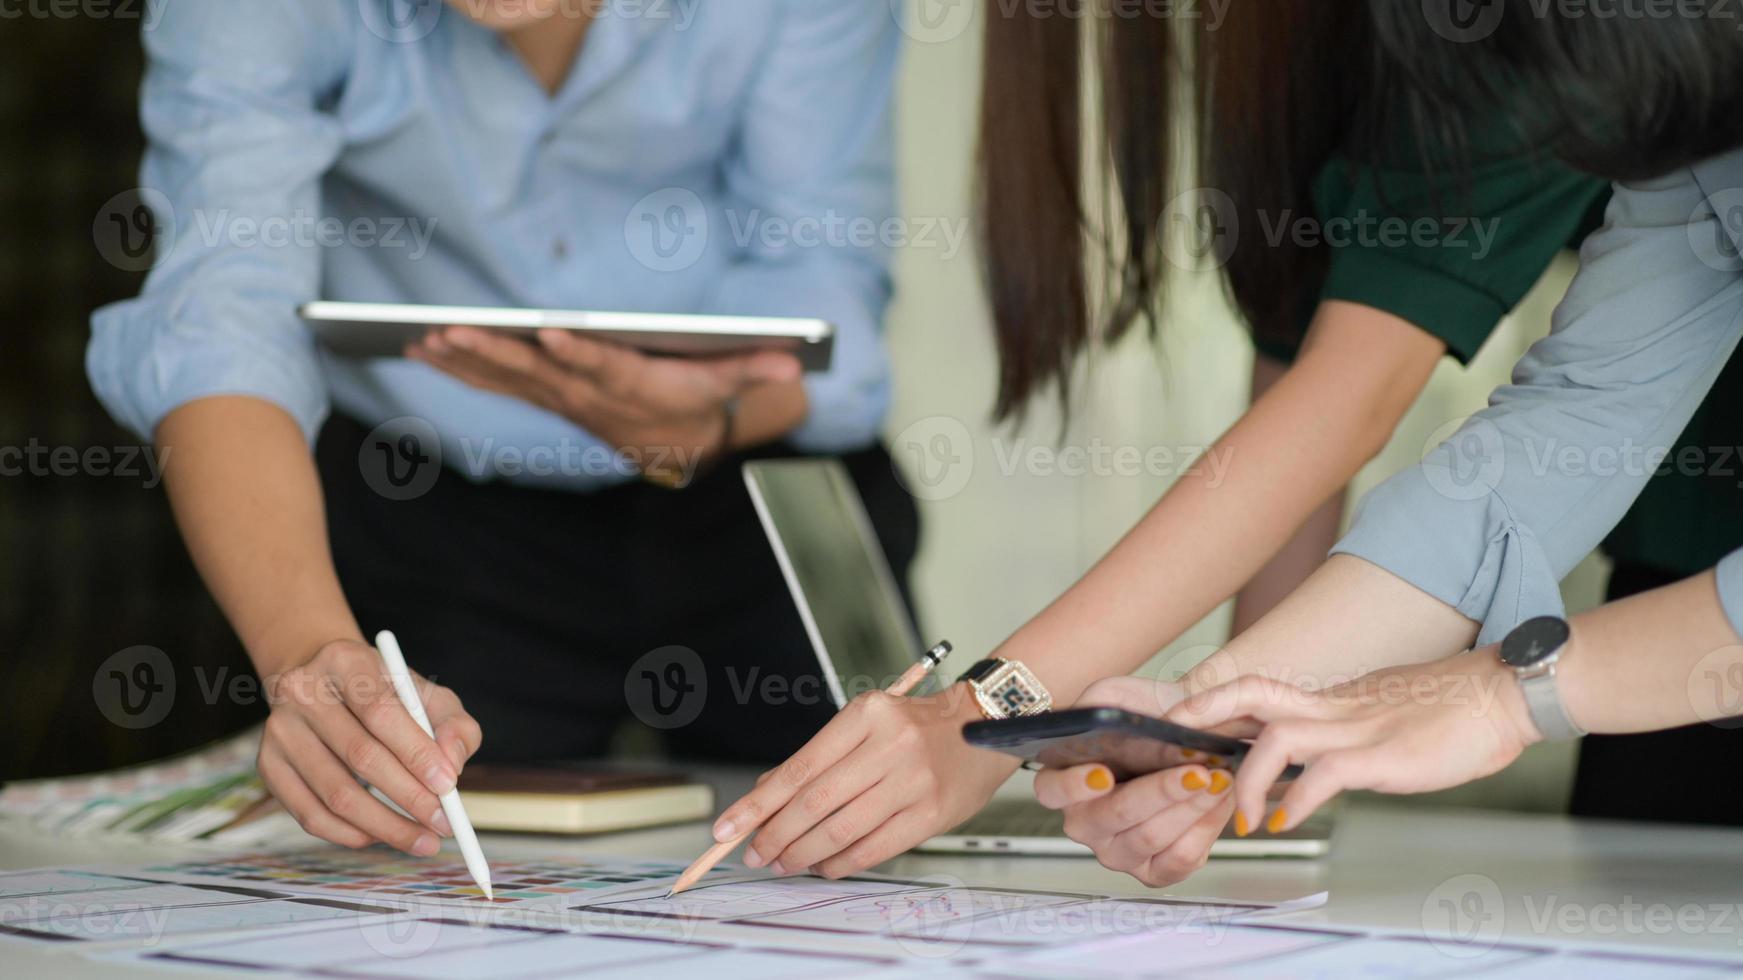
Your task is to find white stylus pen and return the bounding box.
[374,630,493,900]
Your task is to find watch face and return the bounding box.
[1500,616,1572,668]
[978,661,1052,718]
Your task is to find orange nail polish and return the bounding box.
[1234,812,1250,837]
[1206,755,1225,767]
[1267,808,1289,834]
[1085,767,1114,792]
[1181,749,1199,760]
[1209,771,1231,794]
[1182,771,1208,791]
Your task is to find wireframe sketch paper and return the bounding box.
[11,849,1740,978]
[1,847,1310,964]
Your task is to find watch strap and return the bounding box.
[1522,668,1586,741]
[957,658,1003,685]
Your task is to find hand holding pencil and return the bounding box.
[667,641,955,897]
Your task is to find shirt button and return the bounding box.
[552,238,569,260]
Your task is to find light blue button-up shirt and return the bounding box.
[1334,149,1743,642]
[89,0,899,491]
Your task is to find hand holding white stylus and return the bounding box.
[375,630,494,900]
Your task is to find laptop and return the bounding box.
[742,458,1332,859]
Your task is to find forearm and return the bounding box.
[1184,553,1479,695]
[1558,569,1743,734]
[995,302,1447,704]
[157,396,361,677]
[1230,354,1346,635]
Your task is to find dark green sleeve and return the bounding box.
[1260,132,1610,364]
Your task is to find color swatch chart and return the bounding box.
[142,849,715,907]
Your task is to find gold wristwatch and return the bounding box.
[957,658,1053,720]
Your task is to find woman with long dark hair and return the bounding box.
[704,2,1728,884]
[1033,2,1743,885]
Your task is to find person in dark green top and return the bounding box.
[702,6,1734,886]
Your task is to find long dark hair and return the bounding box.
[1370,0,1743,182]
[979,3,1381,420]
[979,0,1743,420]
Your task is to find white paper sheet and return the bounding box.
[0,881,402,943]
[980,923,1743,980]
[136,917,904,980]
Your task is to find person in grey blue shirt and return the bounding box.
[88,0,910,858]
[1159,148,1743,840]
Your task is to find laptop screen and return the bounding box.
[743,460,932,708]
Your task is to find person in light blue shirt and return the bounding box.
[88,0,912,859]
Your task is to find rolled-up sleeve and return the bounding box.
[87,0,351,443]
[1334,158,1743,646]
[1717,549,1743,639]
[699,0,899,452]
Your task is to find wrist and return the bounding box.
[1467,646,1545,749]
[251,632,360,686]
[944,681,1025,771]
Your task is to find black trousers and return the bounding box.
[315,414,919,767]
[1568,560,1743,825]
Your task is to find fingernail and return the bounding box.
[425,766,456,796]
[1206,755,1225,767]
[425,335,450,354]
[412,833,439,856]
[1085,766,1113,792]
[767,860,786,876]
[1182,771,1209,792]
[1267,808,1289,834]
[1181,749,1199,760]
[447,330,473,350]
[713,818,738,842]
[1209,771,1231,794]
[1234,812,1250,838]
[743,848,766,869]
[429,809,452,836]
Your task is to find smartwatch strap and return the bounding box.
[1522,669,1586,741]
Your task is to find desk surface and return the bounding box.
[7,770,1743,976]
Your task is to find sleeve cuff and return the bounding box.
[88,302,330,444]
[1333,468,1568,647]
[1319,248,1509,364]
[1715,549,1743,640]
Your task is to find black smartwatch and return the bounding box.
[1498,616,1584,741]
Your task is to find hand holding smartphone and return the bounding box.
[961,706,1304,781]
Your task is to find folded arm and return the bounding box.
[1186,159,1743,700]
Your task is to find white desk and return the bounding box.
[7,770,1743,976]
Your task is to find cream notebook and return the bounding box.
[455,765,714,835]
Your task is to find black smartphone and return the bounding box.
[962,707,1303,781]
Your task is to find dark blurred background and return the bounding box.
[0,12,263,782]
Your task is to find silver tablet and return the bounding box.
[300,301,835,372]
